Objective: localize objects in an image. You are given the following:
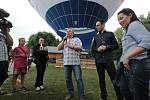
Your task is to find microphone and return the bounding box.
[63,36,67,41]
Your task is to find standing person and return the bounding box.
[27,48,33,70]
[32,37,48,91]
[11,38,29,92]
[0,20,13,94]
[91,19,122,100]
[117,8,150,100]
[57,28,85,100]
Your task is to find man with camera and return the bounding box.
[0,8,13,95]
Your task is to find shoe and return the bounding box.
[20,86,27,91]
[40,85,44,90]
[79,96,85,100]
[65,95,73,100]
[0,91,7,95]
[35,87,40,91]
[100,99,107,100]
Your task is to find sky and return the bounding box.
[0,0,150,48]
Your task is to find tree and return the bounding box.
[113,27,123,61]
[27,31,60,47]
[139,12,150,58]
[139,12,150,31]
[114,27,123,44]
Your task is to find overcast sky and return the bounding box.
[0,0,150,48]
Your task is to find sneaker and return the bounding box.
[35,87,40,91]
[40,86,44,90]
[65,95,73,100]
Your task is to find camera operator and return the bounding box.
[0,8,13,94]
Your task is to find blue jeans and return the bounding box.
[124,58,150,100]
[64,65,84,97]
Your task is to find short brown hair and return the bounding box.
[97,19,105,24]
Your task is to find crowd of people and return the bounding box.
[0,8,49,95]
[0,8,149,100]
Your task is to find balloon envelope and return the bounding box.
[28,0,124,48]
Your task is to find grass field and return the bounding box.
[0,64,118,100]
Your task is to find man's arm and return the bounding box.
[106,32,119,50]
[57,40,65,50]
[6,33,13,47]
[32,45,38,58]
[91,37,98,57]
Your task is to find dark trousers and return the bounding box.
[35,62,47,87]
[115,62,133,100]
[0,61,8,86]
[120,74,133,100]
[96,61,123,100]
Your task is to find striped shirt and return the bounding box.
[63,37,82,65]
[120,21,150,62]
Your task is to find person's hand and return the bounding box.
[123,57,130,70]
[63,35,67,41]
[20,54,26,57]
[97,46,102,52]
[97,45,107,53]
[67,43,74,49]
[101,45,107,51]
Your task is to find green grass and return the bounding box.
[0,64,117,100]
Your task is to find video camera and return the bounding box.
[0,8,13,33]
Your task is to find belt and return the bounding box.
[130,58,148,63]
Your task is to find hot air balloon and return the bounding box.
[28,0,124,48]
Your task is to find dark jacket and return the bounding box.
[32,44,48,64]
[91,30,118,63]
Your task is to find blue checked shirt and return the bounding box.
[0,35,8,61]
[120,21,150,62]
[63,37,82,65]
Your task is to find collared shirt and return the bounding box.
[120,21,150,62]
[0,34,8,61]
[63,37,82,65]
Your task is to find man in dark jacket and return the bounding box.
[32,37,48,91]
[91,19,122,100]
